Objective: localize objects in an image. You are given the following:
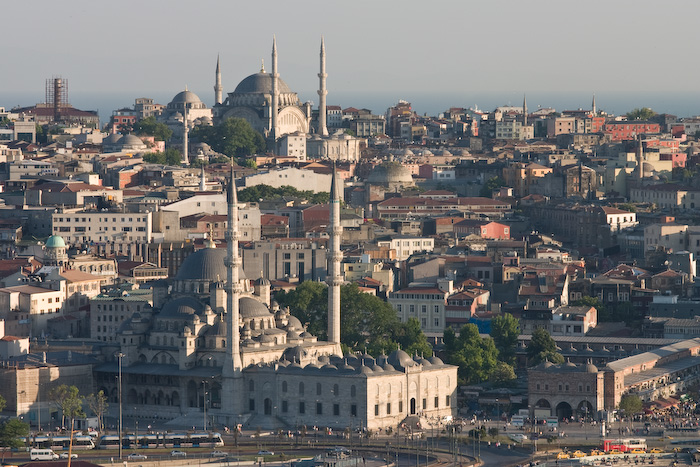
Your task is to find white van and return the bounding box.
[30,449,59,461]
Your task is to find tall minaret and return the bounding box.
[214,55,223,105]
[522,94,528,127]
[326,166,343,344]
[591,93,597,117]
[317,36,329,137]
[637,135,644,180]
[271,36,279,142]
[222,165,243,412]
[199,166,206,192]
[182,90,189,165]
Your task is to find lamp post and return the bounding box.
[117,352,124,460]
[202,380,208,431]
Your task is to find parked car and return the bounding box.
[59,453,78,459]
[171,450,187,457]
[128,453,147,460]
[258,450,275,456]
[210,451,228,458]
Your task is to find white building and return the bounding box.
[376,236,434,261]
[243,167,336,195]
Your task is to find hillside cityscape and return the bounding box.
[2,36,700,466]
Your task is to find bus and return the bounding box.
[30,449,59,460]
[602,438,647,453]
[97,432,223,449]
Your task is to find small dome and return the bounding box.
[259,333,275,344]
[371,363,384,372]
[239,297,271,318]
[117,134,145,148]
[45,235,66,248]
[160,296,205,317]
[103,132,122,145]
[358,365,373,375]
[382,363,396,371]
[255,277,271,286]
[282,345,307,363]
[286,315,303,330]
[586,363,599,373]
[428,356,444,365]
[321,363,338,372]
[388,349,415,369]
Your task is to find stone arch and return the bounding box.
[577,400,594,420]
[534,398,551,409]
[138,354,146,363]
[555,401,572,421]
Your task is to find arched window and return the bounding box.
[299,382,305,395]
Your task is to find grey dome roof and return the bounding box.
[234,72,292,95]
[239,297,271,318]
[255,277,271,286]
[286,315,303,330]
[174,248,246,282]
[170,90,203,106]
[388,349,415,369]
[117,134,145,147]
[366,162,414,184]
[160,296,205,317]
[206,320,226,336]
[586,363,599,373]
[428,356,444,365]
[103,133,122,144]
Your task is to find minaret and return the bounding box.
[522,94,528,127]
[637,135,644,180]
[271,36,279,142]
[591,93,597,117]
[317,36,329,136]
[199,166,206,192]
[182,91,189,165]
[222,165,243,412]
[326,166,343,344]
[214,55,223,105]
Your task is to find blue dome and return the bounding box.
[45,235,66,248]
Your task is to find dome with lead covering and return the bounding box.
[239,297,271,318]
[160,296,205,317]
[174,248,246,282]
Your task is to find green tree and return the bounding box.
[625,107,656,121]
[237,185,330,204]
[526,328,564,366]
[618,394,643,418]
[50,385,84,462]
[191,117,265,157]
[132,116,173,141]
[85,390,108,432]
[275,281,430,354]
[490,313,520,365]
[0,419,28,461]
[0,394,6,413]
[142,148,182,166]
[479,176,505,198]
[571,296,608,321]
[239,158,257,169]
[489,361,516,385]
[444,324,499,385]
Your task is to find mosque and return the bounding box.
[92,167,456,431]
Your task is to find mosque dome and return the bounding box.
[286,315,303,331]
[586,363,599,373]
[160,296,205,317]
[255,277,271,286]
[174,248,246,282]
[239,297,271,318]
[366,162,415,186]
[169,90,205,108]
[103,133,122,145]
[428,356,444,365]
[117,134,146,149]
[234,71,293,95]
[45,235,66,248]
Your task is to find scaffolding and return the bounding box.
[45,76,69,122]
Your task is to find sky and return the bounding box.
[2,0,700,122]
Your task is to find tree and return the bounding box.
[142,148,182,166]
[626,107,656,121]
[85,390,108,432]
[132,116,173,141]
[275,281,431,355]
[0,394,6,413]
[237,185,330,204]
[526,328,564,366]
[490,313,520,365]
[50,385,84,464]
[489,361,516,385]
[444,324,499,385]
[618,394,642,418]
[479,176,505,198]
[191,117,265,157]
[0,419,28,461]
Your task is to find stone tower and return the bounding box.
[326,166,343,344]
[222,165,243,414]
[592,93,597,117]
[523,94,528,127]
[317,37,329,136]
[214,55,223,105]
